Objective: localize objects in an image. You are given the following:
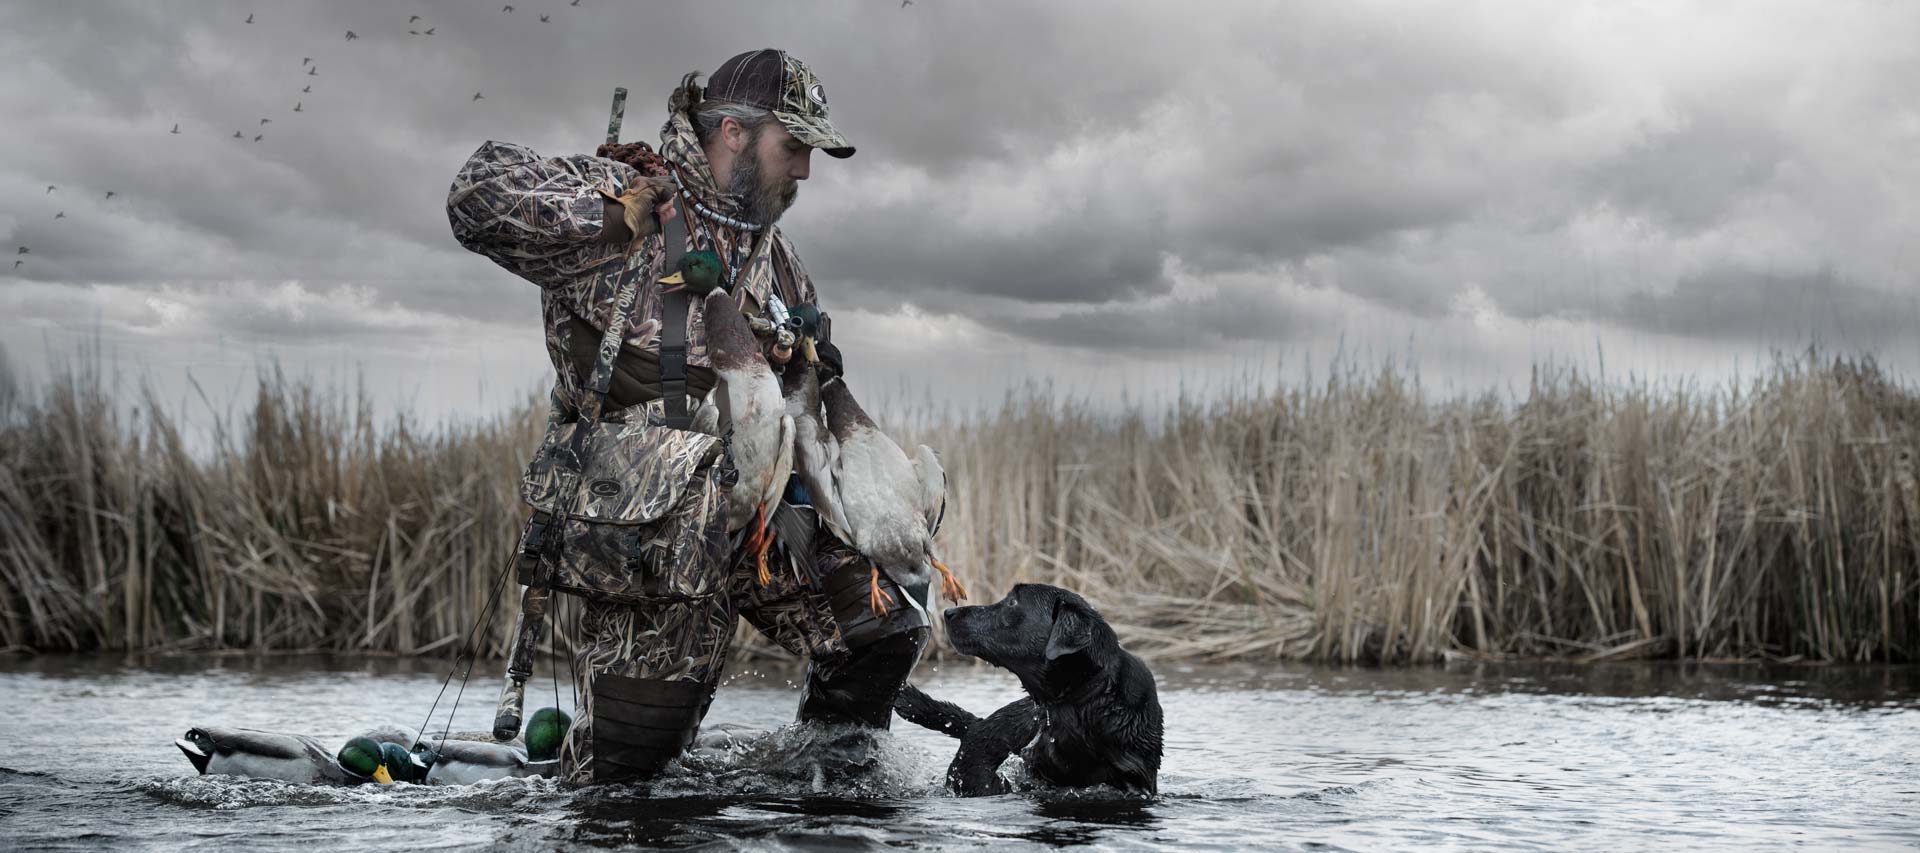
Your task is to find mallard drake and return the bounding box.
[662,251,795,584]
[411,737,529,785]
[817,375,965,617]
[410,706,569,784]
[175,727,413,785]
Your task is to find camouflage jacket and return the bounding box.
[446,109,818,421]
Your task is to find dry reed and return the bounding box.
[1,347,1915,663]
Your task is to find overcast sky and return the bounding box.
[4,0,1917,429]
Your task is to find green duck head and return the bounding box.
[525,707,573,763]
[337,736,394,784]
[790,302,823,363]
[659,250,726,296]
[384,741,428,783]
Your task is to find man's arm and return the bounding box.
[446,140,668,275]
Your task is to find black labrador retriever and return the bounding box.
[894,583,1162,796]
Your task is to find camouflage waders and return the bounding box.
[449,71,926,785]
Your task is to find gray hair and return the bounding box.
[691,100,779,147]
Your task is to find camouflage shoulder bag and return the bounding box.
[514,196,734,606]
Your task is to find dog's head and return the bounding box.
[942,584,1116,689]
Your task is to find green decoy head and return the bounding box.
[337,736,393,784]
[658,250,726,296]
[525,707,573,763]
[384,741,427,783]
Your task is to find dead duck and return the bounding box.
[817,374,964,616]
[781,362,849,543]
[661,251,794,584]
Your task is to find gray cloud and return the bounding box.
[3,0,1918,420]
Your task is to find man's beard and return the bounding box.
[724,130,799,226]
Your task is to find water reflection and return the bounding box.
[1022,798,1160,846]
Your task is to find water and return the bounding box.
[0,655,1915,851]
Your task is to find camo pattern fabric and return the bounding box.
[558,593,737,784]
[731,529,850,660]
[520,421,723,525]
[770,51,853,155]
[447,102,816,418]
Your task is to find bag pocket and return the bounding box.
[521,420,731,605]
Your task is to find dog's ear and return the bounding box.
[1044,599,1094,661]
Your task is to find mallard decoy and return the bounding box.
[661,250,794,584]
[411,707,569,784]
[175,727,401,785]
[817,375,964,616]
[335,736,423,784]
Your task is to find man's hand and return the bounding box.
[597,176,676,250]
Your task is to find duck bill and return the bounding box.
[801,337,818,363]
[373,765,393,784]
[658,271,685,285]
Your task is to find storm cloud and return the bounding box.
[3,1,1916,419]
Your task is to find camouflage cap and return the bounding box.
[703,49,854,159]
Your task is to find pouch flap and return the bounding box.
[522,421,722,525]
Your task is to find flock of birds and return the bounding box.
[15,3,678,274]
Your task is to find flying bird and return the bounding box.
[245,14,253,24]
[104,191,114,200]
[303,57,311,66]
[12,260,21,270]
[309,66,318,75]
[54,211,65,219]
[293,101,302,112]
[345,30,357,41]
[234,131,244,138]
[45,185,55,194]
[254,134,263,142]
[260,118,271,125]
[472,91,484,101]
[902,0,912,6]
[502,4,513,11]
[409,15,422,23]
[539,14,549,22]
[571,0,580,6]
[170,123,180,134]
[424,27,434,34]
[16,247,27,254]
[409,30,419,35]
[303,85,311,93]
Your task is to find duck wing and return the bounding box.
[912,444,947,539]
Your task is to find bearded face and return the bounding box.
[724,124,802,227]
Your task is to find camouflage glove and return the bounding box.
[596,176,676,253]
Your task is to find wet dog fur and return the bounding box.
[894,583,1162,796]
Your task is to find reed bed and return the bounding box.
[1,348,1915,663]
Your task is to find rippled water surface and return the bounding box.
[0,655,1915,850]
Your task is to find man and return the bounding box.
[446,49,930,784]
